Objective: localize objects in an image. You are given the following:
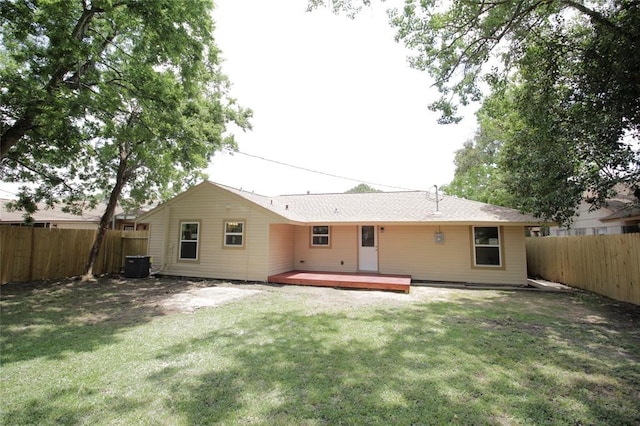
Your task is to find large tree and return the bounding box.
[309,0,640,223]
[1,0,251,278]
[441,93,514,207]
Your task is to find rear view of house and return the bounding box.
[137,181,543,287]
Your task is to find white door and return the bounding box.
[359,225,378,272]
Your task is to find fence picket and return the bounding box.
[526,234,640,305]
[0,227,148,284]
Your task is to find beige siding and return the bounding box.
[143,183,286,281]
[145,210,166,269]
[143,182,529,285]
[549,201,624,235]
[288,224,527,284]
[268,224,295,275]
[293,225,358,272]
[378,225,528,285]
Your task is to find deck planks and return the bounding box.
[268,271,411,293]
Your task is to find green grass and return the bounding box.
[1,278,639,425]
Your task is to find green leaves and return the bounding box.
[310,1,639,223]
[2,0,252,214]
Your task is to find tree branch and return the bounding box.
[6,156,78,194]
[561,0,629,38]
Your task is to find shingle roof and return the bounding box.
[216,182,542,225]
[0,198,122,223]
[600,200,640,222]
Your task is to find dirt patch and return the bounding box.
[158,286,262,313]
[4,275,639,326]
[1,275,484,315]
[149,280,455,314]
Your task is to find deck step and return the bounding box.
[268,271,411,293]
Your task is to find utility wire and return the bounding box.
[0,187,17,196]
[225,149,423,192]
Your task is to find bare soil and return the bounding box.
[3,275,639,330]
[2,275,493,314]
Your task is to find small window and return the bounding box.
[311,226,330,246]
[224,221,244,247]
[179,222,199,260]
[473,226,501,267]
[573,228,586,236]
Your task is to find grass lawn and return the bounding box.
[1,277,639,425]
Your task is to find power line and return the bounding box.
[0,187,17,196]
[226,149,422,192]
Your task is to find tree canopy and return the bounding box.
[441,98,513,208]
[345,183,382,193]
[309,0,640,223]
[1,0,251,277]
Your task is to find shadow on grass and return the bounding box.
[149,292,640,424]
[0,276,207,364]
[1,385,148,425]
[3,279,639,424]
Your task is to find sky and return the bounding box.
[0,0,479,200]
[206,0,479,196]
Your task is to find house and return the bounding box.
[0,198,147,230]
[549,189,640,236]
[136,181,543,287]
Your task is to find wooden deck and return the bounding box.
[268,271,411,293]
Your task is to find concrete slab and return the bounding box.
[527,278,574,291]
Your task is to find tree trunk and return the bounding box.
[82,155,130,281]
[1,117,35,158]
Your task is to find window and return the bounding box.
[473,226,501,267]
[594,227,607,235]
[573,228,586,236]
[224,221,244,247]
[179,222,199,260]
[311,226,330,246]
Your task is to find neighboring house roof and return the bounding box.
[0,198,124,224]
[141,181,544,225]
[599,200,640,222]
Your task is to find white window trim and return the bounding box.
[473,226,502,268]
[179,221,200,261]
[224,220,245,247]
[311,225,330,247]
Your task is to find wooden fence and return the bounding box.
[0,227,148,284]
[526,234,640,305]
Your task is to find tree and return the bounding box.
[1,1,251,278]
[309,0,640,223]
[491,16,639,224]
[345,183,382,193]
[441,95,514,207]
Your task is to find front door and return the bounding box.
[359,225,378,272]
